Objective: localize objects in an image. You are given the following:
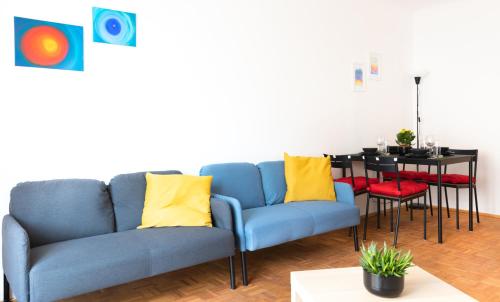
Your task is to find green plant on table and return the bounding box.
[360,242,413,277]
[396,129,416,147]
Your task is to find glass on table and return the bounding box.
[377,137,387,154]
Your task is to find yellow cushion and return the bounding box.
[284,153,336,203]
[138,173,213,229]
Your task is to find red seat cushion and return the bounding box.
[383,171,429,180]
[448,174,476,184]
[367,180,428,197]
[336,176,379,192]
[424,173,476,184]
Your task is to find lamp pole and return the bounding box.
[415,76,421,149]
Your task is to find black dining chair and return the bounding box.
[423,149,479,229]
[362,156,429,247]
[324,154,379,196]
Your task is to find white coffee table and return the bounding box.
[291,266,477,301]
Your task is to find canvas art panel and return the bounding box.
[14,17,84,71]
[93,7,136,47]
[352,63,366,92]
[369,52,381,80]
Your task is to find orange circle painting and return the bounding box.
[20,25,69,66]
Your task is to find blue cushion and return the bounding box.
[287,201,360,235]
[10,179,115,247]
[242,204,314,251]
[29,227,234,301]
[257,161,286,206]
[109,170,181,231]
[200,163,265,210]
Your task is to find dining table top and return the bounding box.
[348,153,474,166]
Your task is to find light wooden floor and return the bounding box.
[63,209,500,302]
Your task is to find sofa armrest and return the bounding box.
[210,197,233,232]
[334,182,356,206]
[211,194,246,251]
[2,215,30,302]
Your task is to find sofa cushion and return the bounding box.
[139,174,213,228]
[109,170,181,231]
[242,204,314,251]
[29,227,234,301]
[200,163,265,210]
[257,161,287,206]
[287,201,360,235]
[283,153,336,202]
[10,179,114,247]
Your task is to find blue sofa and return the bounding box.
[200,161,360,285]
[2,171,236,302]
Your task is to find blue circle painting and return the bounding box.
[93,7,136,47]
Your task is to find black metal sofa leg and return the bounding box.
[241,251,248,286]
[229,256,236,289]
[4,274,10,302]
[353,226,359,251]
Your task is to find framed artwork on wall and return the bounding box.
[352,63,366,92]
[14,17,84,71]
[369,52,381,80]
[93,7,136,47]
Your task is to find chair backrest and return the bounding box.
[425,149,479,178]
[200,163,266,210]
[363,156,401,190]
[324,154,355,183]
[447,149,479,178]
[109,170,182,232]
[10,179,115,247]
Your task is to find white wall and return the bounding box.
[0,0,415,296]
[412,0,500,214]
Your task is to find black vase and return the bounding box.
[363,269,404,298]
[398,146,412,156]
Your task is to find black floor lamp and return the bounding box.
[415,76,421,149]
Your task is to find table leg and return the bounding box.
[469,159,473,231]
[437,162,443,243]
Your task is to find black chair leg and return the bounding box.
[241,251,248,286]
[377,198,381,229]
[424,193,427,240]
[383,199,386,216]
[429,189,434,216]
[394,200,402,247]
[405,202,409,211]
[444,187,450,218]
[353,226,359,251]
[363,195,370,240]
[4,274,10,302]
[229,256,236,289]
[410,200,414,221]
[456,188,460,230]
[474,186,480,223]
[390,200,394,232]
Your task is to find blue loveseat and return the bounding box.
[2,171,236,302]
[200,161,360,285]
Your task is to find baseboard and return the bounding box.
[361,206,500,219]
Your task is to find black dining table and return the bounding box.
[348,153,475,244]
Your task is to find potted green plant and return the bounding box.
[360,242,413,298]
[395,129,416,155]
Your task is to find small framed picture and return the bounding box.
[369,52,381,80]
[352,63,366,92]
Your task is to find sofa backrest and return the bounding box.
[109,170,181,231]
[10,179,115,247]
[200,163,265,210]
[257,161,287,206]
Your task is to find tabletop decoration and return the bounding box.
[396,129,415,155]
[360,242,413,298]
